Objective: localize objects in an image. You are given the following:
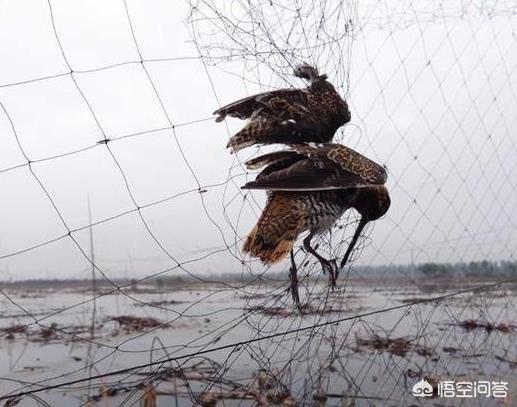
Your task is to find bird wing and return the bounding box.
[292,143,388,185]
[245,151,303,170]
[213,89,307,122]
[242,159,335,190]
[245,151,307,181]
[242,143,387,191]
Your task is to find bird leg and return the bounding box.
[339,217,369,272]
[289,249,302,311]
[303,232,338,289]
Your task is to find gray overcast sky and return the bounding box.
[0,0,516,280]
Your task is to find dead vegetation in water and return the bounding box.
[353,333,434,358]
[237,292,270,300]
[1,322,91,343]
[109,315,164,334]
[247,303,362,318]
[86,362,301,406]
[493,354,517,367]
[87,362,214,403]
[85,362,385,406]
[398,296,437,304]
[1,315,173,343]
[1,324,28,340]
[133,299,186,307]
[452,319,516,333]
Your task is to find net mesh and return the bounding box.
[0,0,516,405]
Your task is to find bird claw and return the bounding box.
[289,272,302,311]
[321,259,338,290]
[289,253,303,312]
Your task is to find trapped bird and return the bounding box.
[241,143,390,307]
[213,64,351,152]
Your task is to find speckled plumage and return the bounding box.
[242,144,390,304]
[213,65,350,152]
[242,186,390,265]
[243,143,387,191]
[242,189,359,264]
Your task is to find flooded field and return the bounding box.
[0,277,515,406]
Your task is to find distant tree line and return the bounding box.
[351,259,517,278]
[417,260,517,278]
[2,259,516,287]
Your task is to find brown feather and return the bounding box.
[242,192,307,264]
[245,151,301,170]
[242,143,387,191]
[214,89,306,121]
[243,187,390,270]
[214,65,350,151]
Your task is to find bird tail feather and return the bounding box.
[242,225,295,264]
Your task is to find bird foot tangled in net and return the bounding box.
[322,258,339,290]
[214,64,390,309]
[288,250,302,311]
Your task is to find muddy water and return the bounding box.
[0,279,515,406]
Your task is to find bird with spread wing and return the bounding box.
[241,143,390,308]
[213,64,351,152]
[212,64,389,308]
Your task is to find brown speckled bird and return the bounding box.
[213,65,351,153]
[241,143,390,307]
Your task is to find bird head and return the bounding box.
[358,185,391,221]
[339,186,391,270]
[293,63,327,81]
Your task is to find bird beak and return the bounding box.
[339,217,368,270]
